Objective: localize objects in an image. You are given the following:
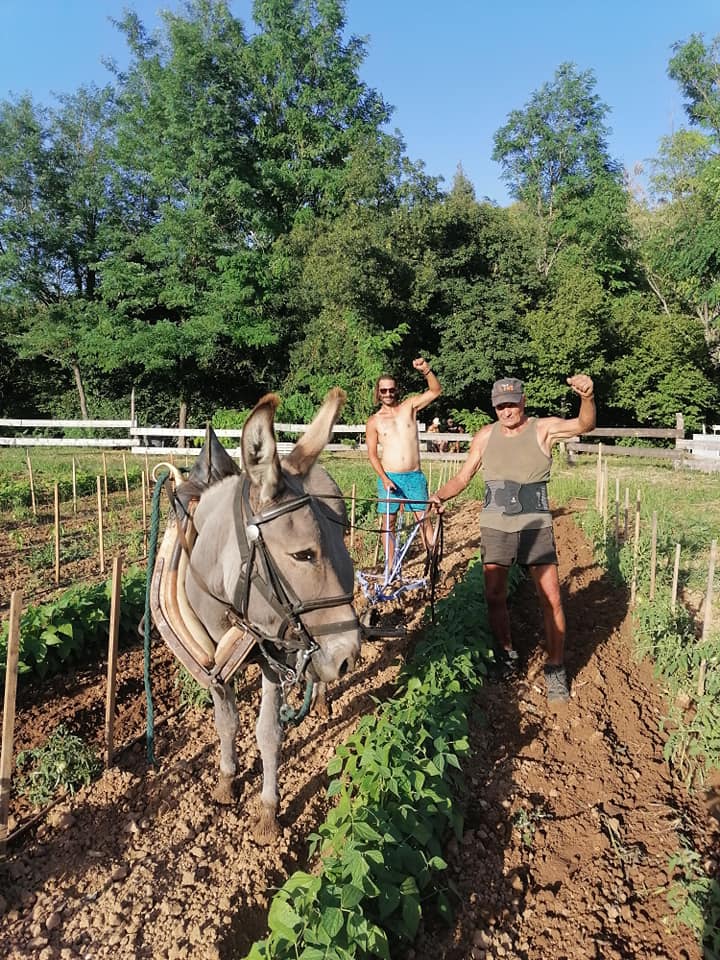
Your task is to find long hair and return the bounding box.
[373,373,398,405]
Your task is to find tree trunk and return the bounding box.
[73,363,90,420]
[178,400,187,448]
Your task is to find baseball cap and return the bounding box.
[432,417,440,425]
[491,377,524,407]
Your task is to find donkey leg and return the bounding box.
[210,682,239,805]
[312,681,330,718]
[253,672,282,845]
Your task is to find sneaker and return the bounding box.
[544,665,570,702]
[487,647,519,680]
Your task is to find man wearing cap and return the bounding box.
[430,374,595,702]
[366,358,442,570]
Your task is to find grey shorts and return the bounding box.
[480,526,558,566]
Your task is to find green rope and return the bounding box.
[279,677,314,726]
[144,470,169,766]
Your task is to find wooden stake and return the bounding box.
[105,557,123,767]
[0,591,23,858]
[25,449,36,517]
[623,487,630,541]
[141,470,148,555]
[671,543,681,613]
[97,477,105,575]
[428,460,433,491]
[630,493,641,607]
[348,484,356,551]
[72,457,78,515]
[698,539,717,698]
[122,454,130,504]
[54,482,61,586]
[595,443,603,509]
[102,453,109,509]
[144,452,150,491]
[614,499,619,545]
[602,462,609,540]
[649,512,658,600]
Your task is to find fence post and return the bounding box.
[675,412,684,448]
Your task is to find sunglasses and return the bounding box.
[378,387,397,395]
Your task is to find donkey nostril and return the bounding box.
[339,658,350,677]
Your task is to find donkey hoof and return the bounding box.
[212,774,235,805]
[252,812,281,846]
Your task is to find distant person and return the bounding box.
[366,359,442,570]
[446,416,462,453]
[427,417,441,452]
[430,375,596,702]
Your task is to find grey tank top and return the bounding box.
[481,418,552,532]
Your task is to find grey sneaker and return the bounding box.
[544,665,570,702]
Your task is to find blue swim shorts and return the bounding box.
[377,470,429,514]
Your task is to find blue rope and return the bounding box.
[279,678,314,726]
[143,470,169,766]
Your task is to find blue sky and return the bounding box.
[1,0,717,204]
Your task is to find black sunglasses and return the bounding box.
[379,387,397,394]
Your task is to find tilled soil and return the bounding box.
[0,501,718,960]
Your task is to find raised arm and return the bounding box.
[409,357,442,413]
[430,426,490,508]
[543,374,596,447]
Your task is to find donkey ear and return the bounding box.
[283,387,346,477]
[241,393,284,504]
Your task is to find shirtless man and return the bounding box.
[366,358,442,570]
[430,374,595,702]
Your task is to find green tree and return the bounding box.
[609,293,718,430]
[668,33,720,140]
[492,63,634,288]
[0,86,119,416]
[522,259,607,414]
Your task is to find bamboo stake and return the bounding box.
[72,456,78,515]
[349,483,356,551]
[602,462,609,540]
[122,454,130,504]
[630,491,641,607]
[623,487,630,541]
[105,558,123,767]
[595,443,603,509]
[0,591,23,858]
[698,539,717,698]
[144,452,150,492]
[670,543,681,613]
[25,449,36,517]
[614,499,619,545]
[428,460,433,492]
[54,482,61,586]
[102,452,109,509]
[96,477,105,575]
[649,512,658,601]
[141,470,148,554]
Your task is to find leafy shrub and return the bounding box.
[0,567,147,684]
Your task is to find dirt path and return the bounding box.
[0,503,717,960]
[410,508,719,960]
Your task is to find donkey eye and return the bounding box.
[291,549,316,563]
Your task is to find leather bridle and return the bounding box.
[214,478,358,686]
